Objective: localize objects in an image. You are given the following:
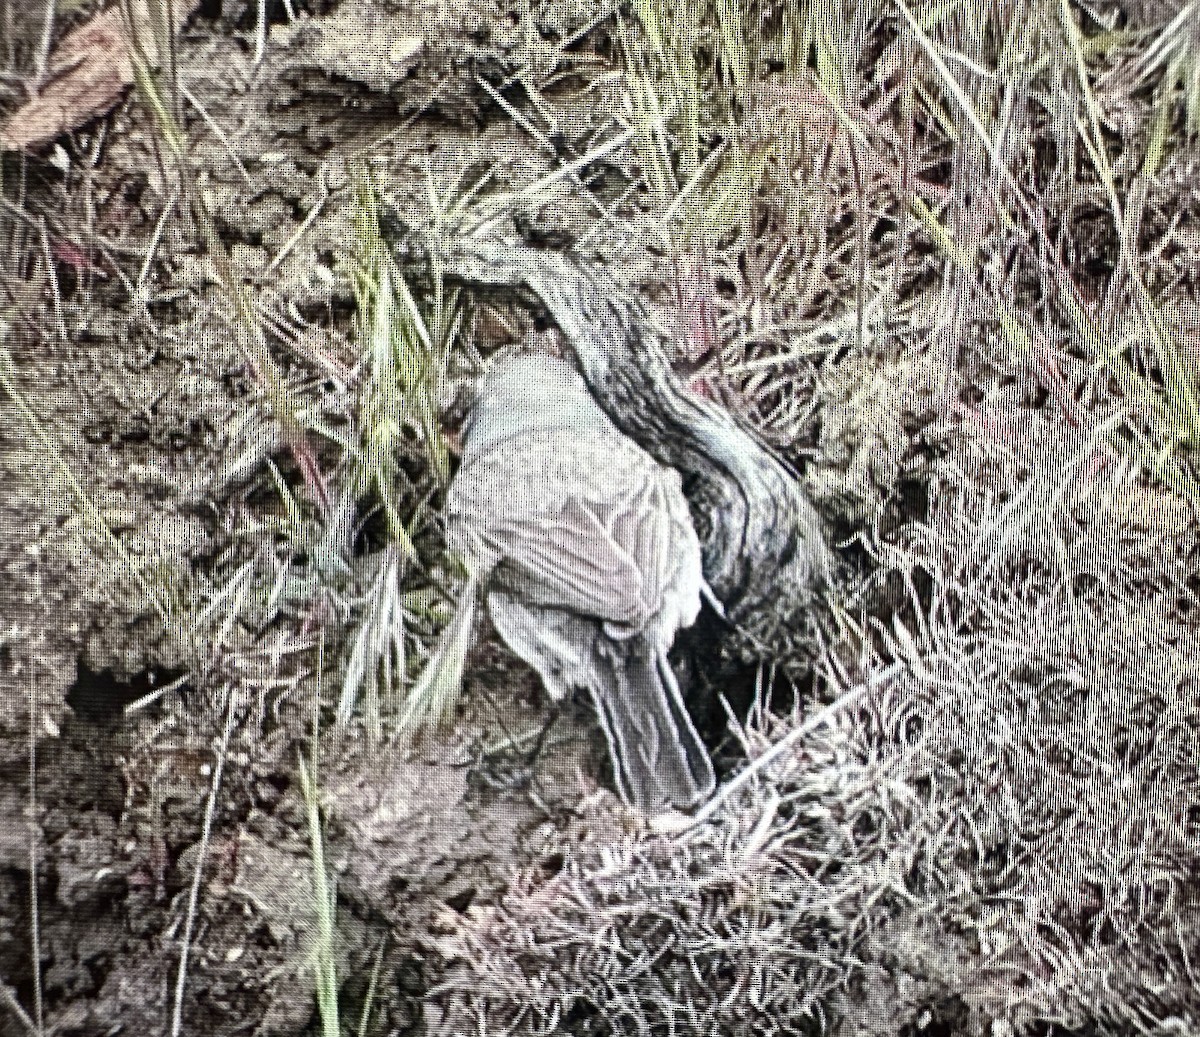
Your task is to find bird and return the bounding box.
[441,351,717,813]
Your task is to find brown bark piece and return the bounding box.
[0,0,202,153]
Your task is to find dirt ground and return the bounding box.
[2,0,1199,1035]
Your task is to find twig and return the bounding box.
[0,982,37,1037]
[170,682,237,1037]
[27,673,43,1036]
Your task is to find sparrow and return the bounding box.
[440,352,716,812]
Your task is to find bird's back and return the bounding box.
[448,357,702,641]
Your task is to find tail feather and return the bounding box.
[587,643,716,812]
[486,589,715,812]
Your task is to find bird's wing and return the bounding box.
[484,590,593,702]
[449,431,670,627]
[469,499,652,627]
[584,462,703,641]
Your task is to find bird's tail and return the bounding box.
[587,643,716,812]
